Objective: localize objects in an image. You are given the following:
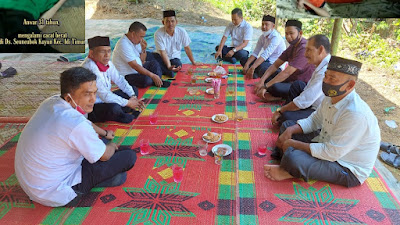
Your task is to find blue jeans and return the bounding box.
[65,147,137,207]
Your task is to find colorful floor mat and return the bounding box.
[1,64,400,224]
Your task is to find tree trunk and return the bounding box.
[331,18,343,56]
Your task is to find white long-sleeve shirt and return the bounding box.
[293,54,331,110]
[251,29,286,65]
[82,58,135,107]
[297,90,381,184]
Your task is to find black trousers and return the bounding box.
[152,52,182,78]
[88,88,139,124]
[278,80,315,124]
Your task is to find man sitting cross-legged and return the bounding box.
[153,10,200,77]
[15,67,137,207]
[265,56,381,187]
[254,20,315,102]
[113,21,169,88]
[272,34,331,126]
[82,36,145,124]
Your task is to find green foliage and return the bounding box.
[300,19,334,38]
[203,0,275,21]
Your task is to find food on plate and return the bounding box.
[214,114,227,122]
[203,131,221,142]
[216,147,227,156]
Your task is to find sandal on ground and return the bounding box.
[380,152,400,169]
[380,141,400,155]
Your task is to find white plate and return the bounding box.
[205,88,214,95]
[202,132,221,143]
[212,114,228,123]
[205,78,214,83]
[212,144,232,156]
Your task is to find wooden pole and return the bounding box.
[331,18,343,56]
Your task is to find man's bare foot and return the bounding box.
[264,165,294,181]
[260,92,282,102]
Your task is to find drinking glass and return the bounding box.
[198,141,208,156]
[172,164,183,183]
[149,113,158,125]
[258,145,267,156]
[140,139,150,155]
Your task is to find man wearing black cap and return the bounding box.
[113,21,168,88]
[254,19,315,102]
[153,10,199,77]
[241,15,286,79]
[82,36,145,124]
[215,8,253,64]
[264,56,381,188]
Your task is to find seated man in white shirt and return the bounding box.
[215,8,253,64]
[264,56,381,187]
[272,35,331,126]
[82,36,145,124]
[113,21,169,88]
[153,10,199,78]
[241,15,286,79]
[15,67,137,207]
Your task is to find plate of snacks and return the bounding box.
[212,114,228,123]
[207,72,217,77]
[212,144,232,156]
[202,131,221,143]
[205,78,214,83]
[206,88,214,95]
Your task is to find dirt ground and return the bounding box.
[90,0,400,180]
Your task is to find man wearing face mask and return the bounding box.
[215,8,253,64]
[254,20,315,102]
[264,56,381,187]
[113,21,169,88]
[15,67,137,207]
[241,15,286,79]
[82,36,145,124]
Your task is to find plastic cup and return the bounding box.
[140,139,150,155]
[149,113,158,125]
[198,141,208,156]
[258,145,267,156]
[214,152,223,165]
[172,164,183,183]
[236,112,244,122]
[191,75,197,84]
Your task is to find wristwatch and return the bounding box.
[276,108,282,114]
[233,48,237,53]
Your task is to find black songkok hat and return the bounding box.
[262,15,275,24]
[327,56,362,76]
[163,10,176,18]
[88,36,110,49]
[285,20,302,30]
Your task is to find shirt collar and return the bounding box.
[331,89,355,109]
[315,54,331,72]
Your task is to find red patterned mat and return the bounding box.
[1,64,399,225]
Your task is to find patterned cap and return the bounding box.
[88,36,110,49]
[285,20,302,30]
[262,15,275,24]
[163,10,176,18]
[327,56,362,76]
